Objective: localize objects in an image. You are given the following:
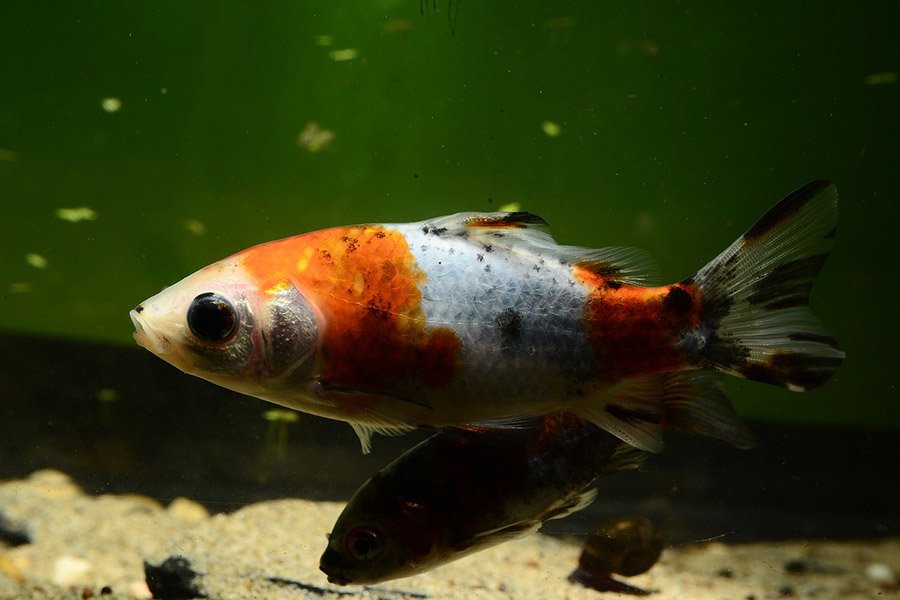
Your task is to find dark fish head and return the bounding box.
[320,474,446,585]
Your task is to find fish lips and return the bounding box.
[130,305,176,359]
[319,550,353,586]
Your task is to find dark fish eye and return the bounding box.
[346,526,383,561]
[187,293,238,343]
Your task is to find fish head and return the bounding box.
[319,475,445,585]
[130,254,321,400]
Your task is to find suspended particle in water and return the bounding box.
[864,72,897,85]
[315,34,333,47]
[498,202,522,212]
[25,253,48,269]
[329,48,358,62]
[542,121,562,137]
[55,207,98,223]
[9,282,32,294]
[96,388,119,403]
[298,121,336,152]
[0,148,18,162]
[263,409,300,458]
[101,97,122,113]
[184,219,206,235]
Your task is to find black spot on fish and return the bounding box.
[484,264,492,273]
[739,352,843,390]
[788,331,842,350]
[605,404,660,425]
[747,254,827,310]
[744,180,830,242]
[605,280,622,290]
[483,244,493,252]
[496,308,522,343]
[421,225,448,236]
[476,253,484,262]
[374,230,386,239]
[663,286,693,315]
[504,211,549,225]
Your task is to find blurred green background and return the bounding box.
[1,2,897,429]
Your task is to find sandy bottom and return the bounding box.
[1,470,897,600]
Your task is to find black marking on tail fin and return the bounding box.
[747,254,829,310]
[685,180,844,391]
[744,179,831,241]
[740,352,844,390]
[788,331,842,350]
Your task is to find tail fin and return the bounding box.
[682,180,844,390]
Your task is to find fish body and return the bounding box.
[131,181,843,452]
[319,413,645,585]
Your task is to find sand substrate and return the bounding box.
[1,470,897,600]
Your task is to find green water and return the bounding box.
[1,2,897,429]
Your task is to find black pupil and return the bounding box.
[188,293,237,342]
[349,529,380,559]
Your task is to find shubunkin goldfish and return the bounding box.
[130,180,843,452]
[319,413,645,585]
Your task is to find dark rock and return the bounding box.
[144,556,205,599]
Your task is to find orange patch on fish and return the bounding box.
[241,225,460,392]
[573,265,702,381]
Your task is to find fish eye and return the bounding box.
[346,526,384,561]
[187,293,238,343]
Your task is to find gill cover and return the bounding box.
[131,265,319,393]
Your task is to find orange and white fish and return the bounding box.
[130,181,843,452]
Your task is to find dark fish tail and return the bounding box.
[682,180,844,391]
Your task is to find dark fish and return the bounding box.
[319,413,646,585]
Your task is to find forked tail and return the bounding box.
[682,180,844,390]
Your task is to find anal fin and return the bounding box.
[572,371,755,452]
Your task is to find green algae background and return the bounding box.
[1,2,897,428]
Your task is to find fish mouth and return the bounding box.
[130,305,170,356]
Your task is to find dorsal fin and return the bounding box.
[415,211,659,286]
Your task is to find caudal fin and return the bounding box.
[682,180,844,390]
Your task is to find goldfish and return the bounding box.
[319,413,646,585]
[130,180,843,452]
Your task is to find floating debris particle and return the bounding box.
[263,409,299,423]
[385,19,414,33]
[329,48,358,62]
[541,121,562,137]
[101,97,122,113]
[9,282,32,293]
[25,253,48,269]
[0,148,18,162]
[184,219,206,235]
[297,121,336,152]
[864,72,897,85]
[96,388,119,403]
[498,202,521,212]
[315,34,333,46]
[544,16,575,29]
[55,207,98,223]
[264,409,299,458]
